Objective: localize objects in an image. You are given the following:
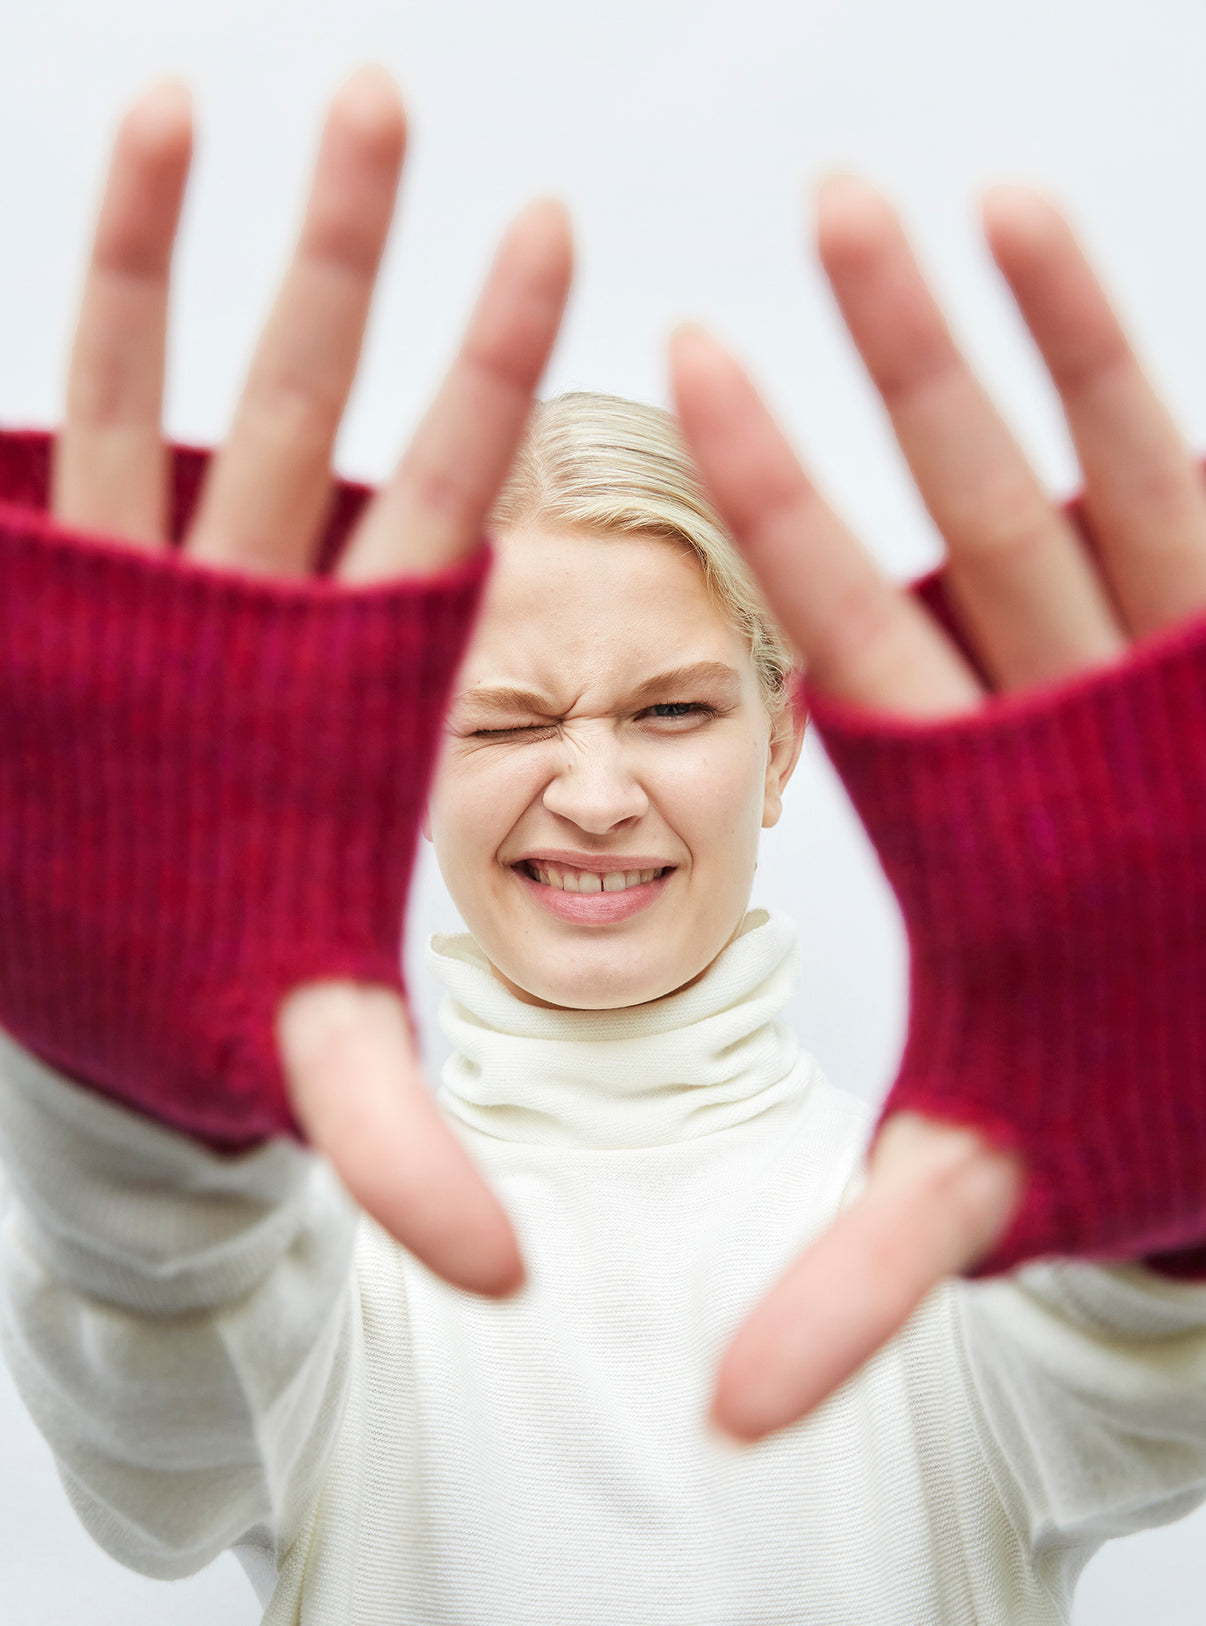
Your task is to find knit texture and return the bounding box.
[0,429,488,1150]
[808,570,1206,1279]
[10,915,1206,1621]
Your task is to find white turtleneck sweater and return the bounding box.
[1,910,1205,1624]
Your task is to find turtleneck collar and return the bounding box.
[426,909,810,1149]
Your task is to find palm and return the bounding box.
[671,177,1206,1439]
[51,71,573,1298]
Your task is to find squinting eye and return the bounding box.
[468,722,558,739]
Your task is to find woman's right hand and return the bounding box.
[44,69,572,1297]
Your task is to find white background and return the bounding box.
[1,0,1205,1618]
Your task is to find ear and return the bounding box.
[420,805,433,843]
[761,689,807,829]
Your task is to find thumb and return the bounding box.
[277,980,525,1297]
[711,1114,1021,1441]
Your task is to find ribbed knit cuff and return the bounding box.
[806,581,1206,1279]
[0,429,489,1150]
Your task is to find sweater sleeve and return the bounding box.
[806,572,1206,1278]
[806,553,1206,1572]
[0,427,489,1149]
[955,1263,1206,1571]
[0,425,480,1579]
[0,1023,361,1581]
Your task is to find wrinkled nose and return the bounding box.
[541,733,649,832]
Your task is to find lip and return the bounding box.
[512,862,673,924]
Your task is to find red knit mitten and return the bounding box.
[0,429,488,1150]
[806,571,1206,1280]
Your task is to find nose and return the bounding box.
[541,727,649,832]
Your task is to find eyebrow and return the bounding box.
[455,662,744,718]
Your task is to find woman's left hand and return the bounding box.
[670,178,1206,1441]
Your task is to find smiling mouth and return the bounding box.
[516,860,672,894]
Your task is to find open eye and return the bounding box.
[643,702,717,724]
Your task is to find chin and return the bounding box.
[499,947,714,1012]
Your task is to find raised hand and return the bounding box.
[41,70,573,1298]
[670,177,1206,1439]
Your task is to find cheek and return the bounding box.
[429,749,548,867]
[647,737,768,847]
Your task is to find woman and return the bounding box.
[1,70,1205,1623]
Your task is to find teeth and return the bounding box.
[528,863,664,894]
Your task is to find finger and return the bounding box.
[816,175,1127,690]
[669,323,983,717]
[53,81,192,545]
[339,198,573,584]
[710,1115,1021,1442]
[187,67,406,575]
[278,981,525,1298]
[982,187,1206,638]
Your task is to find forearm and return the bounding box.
[0,1026,359,1579]
[0,426,487,1150]
[809,568,1206,1277]
[957,1261,1206,1553]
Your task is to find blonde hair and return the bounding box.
[490,391,796,728]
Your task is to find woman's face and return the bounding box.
[427,526,801,1009]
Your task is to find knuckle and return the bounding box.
[917,1133,1021,1253]
[461,331,537,398]
[244,371,342,454]
[751,459,821,536]
[953,485,1055,569]
[806,576,903,688]
[402,456,462,519]
[1055,336,1131,399]
[876,345,959,412]
[302,216,383,280]
[1109,454,1204,534]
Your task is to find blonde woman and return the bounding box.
[1,71,1205,1623]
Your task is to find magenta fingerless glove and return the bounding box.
[807,572,1206,1280]
[0,430,488,1151]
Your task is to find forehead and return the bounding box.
[460,525,752,697]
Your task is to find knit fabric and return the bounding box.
[808,572,1206,1279]
[3,422,1204,1276]
[3,914,1206,1623]
[0,429,488,1149]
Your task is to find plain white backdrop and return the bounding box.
[1,0,1205,1619]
